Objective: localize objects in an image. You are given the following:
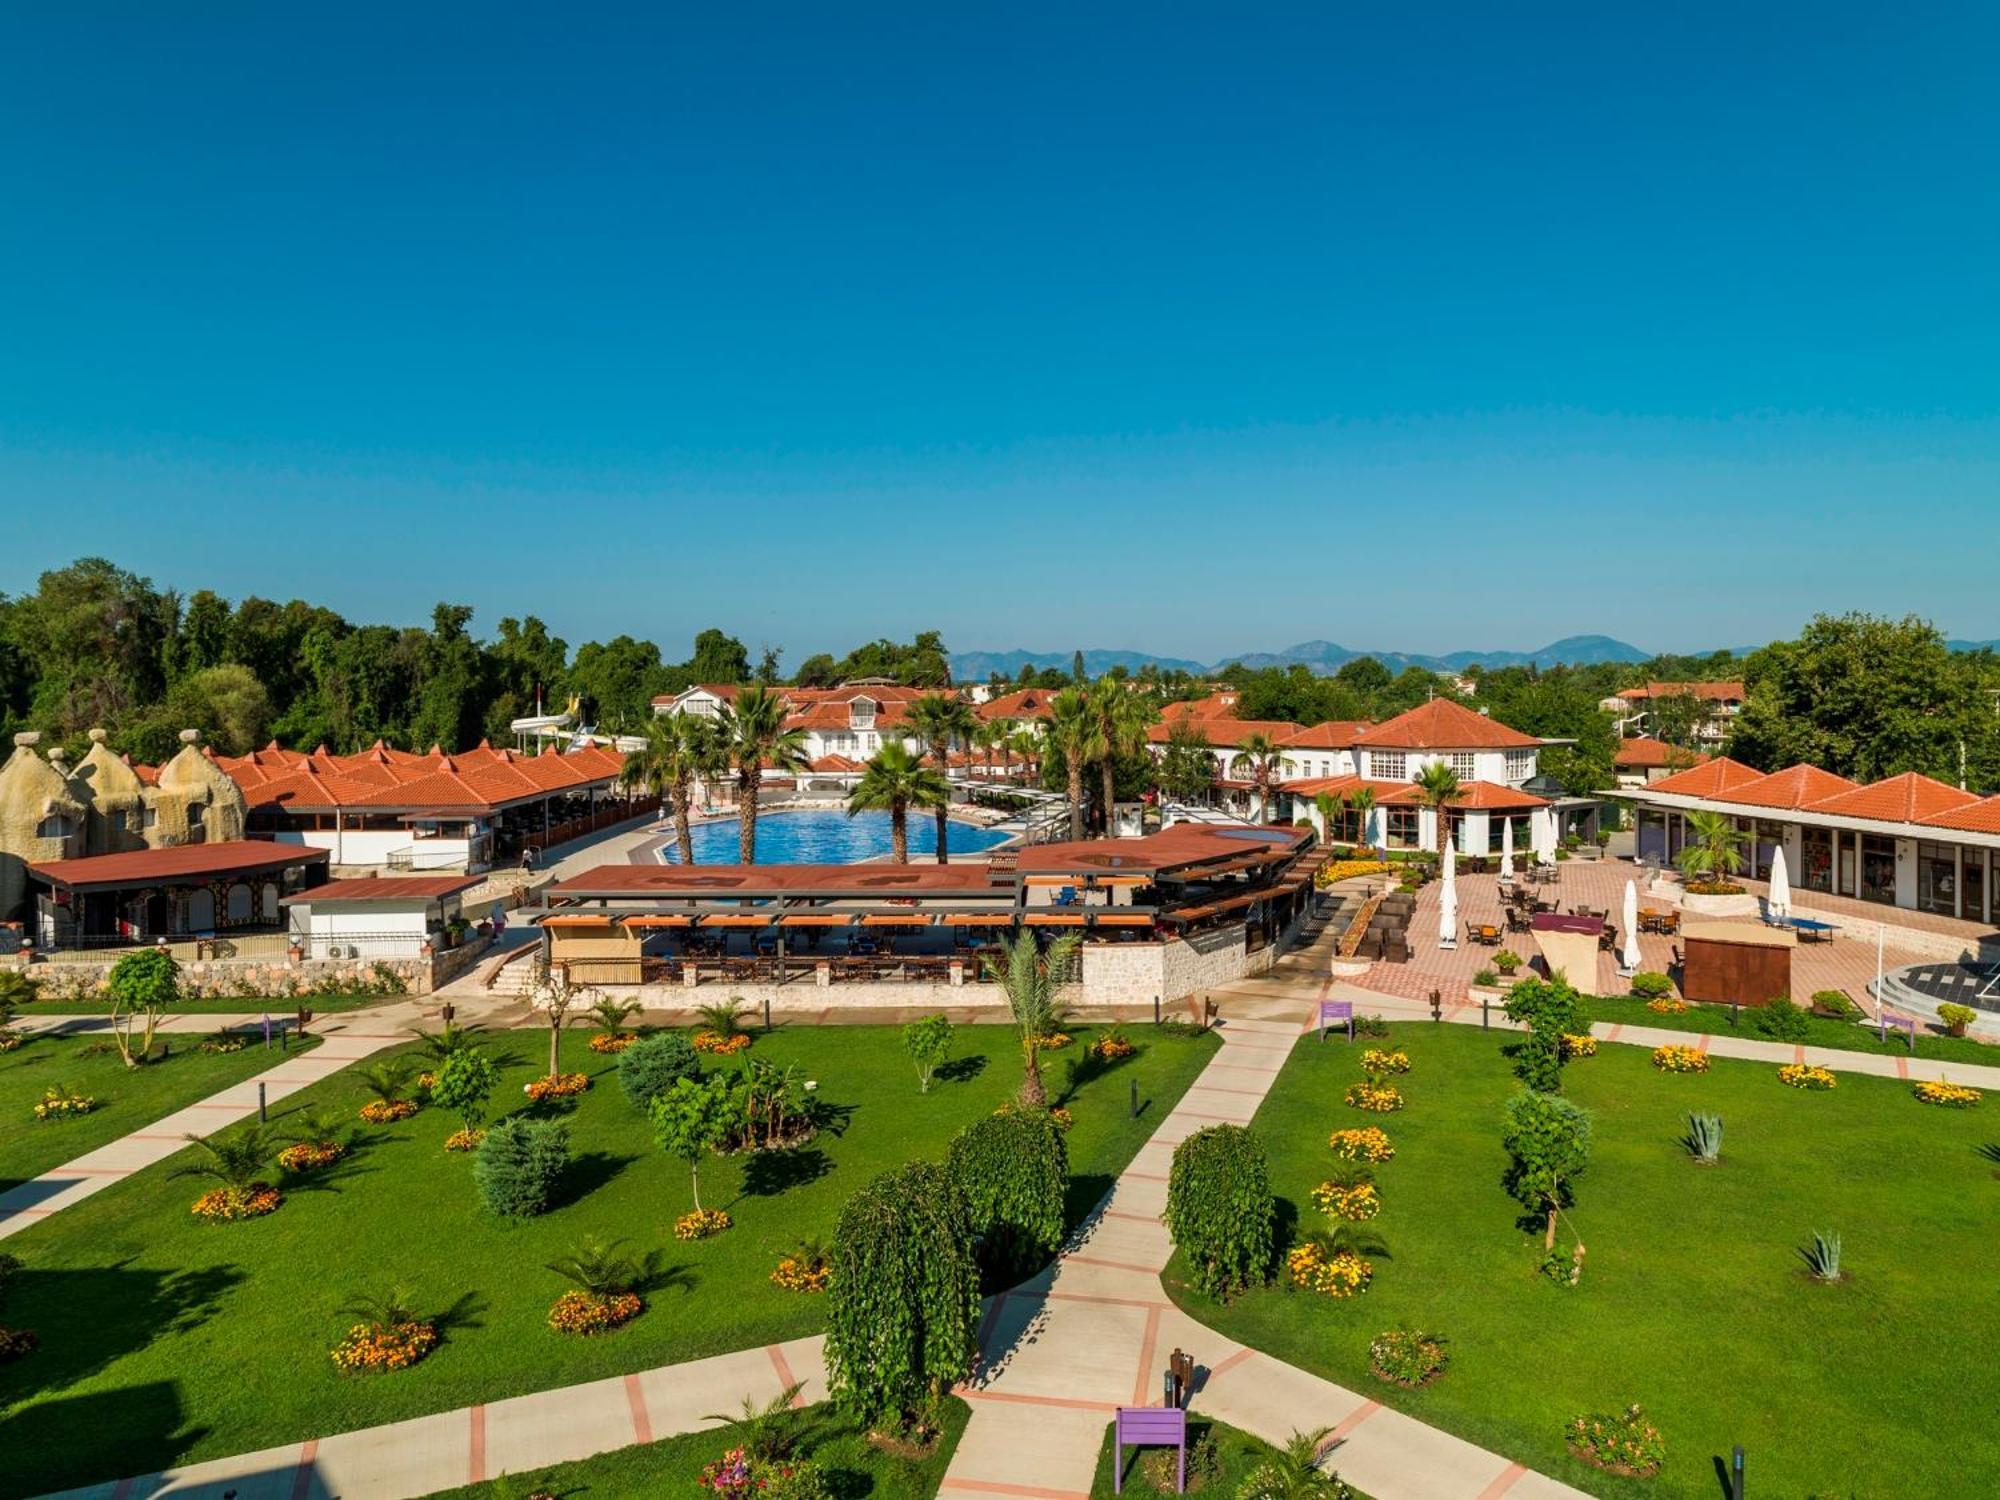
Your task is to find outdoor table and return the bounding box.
[1787,917,1837,943]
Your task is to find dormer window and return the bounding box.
[848,697,877,730]
[36,811,73,840]
[188,801,205,831]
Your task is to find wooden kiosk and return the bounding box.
[1679,919,1794,1006]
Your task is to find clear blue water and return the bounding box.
[660,809,1012,865]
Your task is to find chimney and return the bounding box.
[179,728,202,745]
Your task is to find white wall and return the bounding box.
[291,898,434,958]
[272,829,476,871]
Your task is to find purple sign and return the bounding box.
[1115,1406,1188,1494]
[1318,999,1354,1042]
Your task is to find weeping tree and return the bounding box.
[825,1160,981,1424]
[983,930,1080,1108]
[947,1108,1068,1284]
[1165,1124,1275,1300]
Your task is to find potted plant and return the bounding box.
[1937,1002,1978,1038]
[1494,949,1522,977]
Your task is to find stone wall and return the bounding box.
[8,933,493,1002]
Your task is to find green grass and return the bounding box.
[17,989,391,1015]
[0,1021,1216,1495]
[418,1396,970,1499]
[0,1030,320,1190]
[1165,1023,2000,1498]
[1584,990,2000,1066]
[1088,1415,1374,1500]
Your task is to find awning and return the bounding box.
[541,914,616,929]
[938,913,1017,926]
[861,914,930,927]
[623,914,693,928]
[1093,913,1155,927]
[778,914,851,928]
[1024,913,1087,926]
[1167,904,1218,921]
[1095,875,1150,887]
[702,913,773,927]
[1022,875,1082,887]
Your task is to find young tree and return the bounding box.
[1501,1089,1593,1249]
[901,1013,953,1094]
[431,1048,501,1134]
[983,930,1080,1108]
[824,1160,981,1422]
[846,742,950,864]
[531,962,594,1079]
[1158,717,1218,804]
[1502,975,1589,1092]
[104,948,181,1069]
[650,1075,737,1214]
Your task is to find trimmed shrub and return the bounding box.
[947,1109,1068,1283]
[1750,995,1810,1043]
[1629,972,1674,1000]
[617,1031,700,1111]
[473,1117,570,1218]
[1165,1124,1274,1300]
[825,1161,981,1422]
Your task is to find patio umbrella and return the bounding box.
[1532,812,1555,864]
[1499,816,1515,880]
[1621,879,1641,975]
[1438,844,1458,949]
[1768,844,1791,917]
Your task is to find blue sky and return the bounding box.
[2,4,1995,663]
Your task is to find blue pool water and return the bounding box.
[660,809,1012,865]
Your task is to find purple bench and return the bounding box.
[1318,999,1354,1043]
[1878,1011,1917,1051]
[1114,1406,1188,1494]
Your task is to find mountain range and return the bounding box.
[950,635,1653,682]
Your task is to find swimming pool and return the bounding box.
[657,809,1013,865]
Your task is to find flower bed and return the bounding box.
[199,1036,247,1054]
[359,1100,418,1124]
[1089,1032,1137,1062]
[1312,1180,1381,1221]
[0,1034,23,1053]
[674,1207,733,1240]
[525,1072,591,1102]
[1343,1080,1405,1113]
[1032,1031,1074,1051]
[1651,1044,1709,1074]
[547,1289,644,1336]
[1914,1079,1981,1108]
[1560,1034,1597,1059]
[1286,1242,1373,1298]
[1327,1126,1394,1162]
[1360,1049,1410,1074]
[1316,859,1393,888]
[444,1128,487,1152]
[191,1184,282,1222]
[0,1326,39,1364]
[1645,997,1689,1015]
[1369,1328,1448,1388]
[32,1088,97,1122]
[1565,1404,1666,1478]
[692,1031,752,1056]
[1777,1064,1837,1091]
[276,1141,345,1173]
[588,1032,638,1054]
[330,1319,439,1374]
[770,1254,832,1293]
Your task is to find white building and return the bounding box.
[282,874,487,960]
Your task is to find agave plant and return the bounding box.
[357,1058,418,1105]
[589,997,642,1034]
[171,1126,274,1193]
[1237,1427,1353,1500]
[543,1236,663,1297]
[1682,1112,1723,1164]
[695,998,750,1038]
[1801,1230,1843,1282]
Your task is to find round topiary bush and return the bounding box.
[1165,1124,1274,1300]
[617,1031,700,1111]
[473,1117,570,1219]
[947,1108,1068,1283]
[824,1160,981,1422]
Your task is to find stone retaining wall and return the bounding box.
[8,933,493,1001]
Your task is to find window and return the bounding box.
[1800,827,1833,894]
[1370,752,1406,781]
[1505,750,1535,784]
[187,802,205,831]
[1386,808,1420,849]
[1448,752,1476,780]
[1918,841,1960,917]
[36,811,72,839]
[1859,835,1897,905]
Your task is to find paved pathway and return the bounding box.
[0,1002,441,1242]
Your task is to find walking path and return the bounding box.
[0,1003,438,1243]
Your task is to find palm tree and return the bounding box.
[1237,1427,1349,1500]
[1046,688,1106,840]
[544,1236,662,1297]
[974,717,1014,782]
[1229,733,1288,823]
[1413,761,1463,860]
[1678,811,1749,887]
[357,1059,418,1108]
[589,996,641,1035]
[407,1018,486,1063]
[906,693,979,863]
[337,1284,425,1331]
[1009,727,1041,785]
[1089,679,1160,838]
[847,742,950,864]
[172,1126,275,1197]
[983,929,1081,1108]
[284,1104,349,1151]
[1350,786,1377,851]
[716,683,809,864]
[620,713,727,865]
[1313,791,1347,847]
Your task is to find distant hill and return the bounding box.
[952,635,1651,681]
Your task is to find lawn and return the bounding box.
[418,1396,970,1499]
[0,1030,320,1190]
[14,987,391,1015]
[1584,990,2000,1066]
[1164,1023,2000,1498]
[0,1020,1217,1495]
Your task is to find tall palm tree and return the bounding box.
[1313,791,1347,847]
[972,716,1012,782]
[1350,786,1377,851]
[1046,688,1106,840]
[717,684,809,864]
[1089,679,1160,838]
[846,743,950,864]
[1009,727,1041,785]
[1413,761,1463,859]
[1229,733,1288,823]
[619,714,726,865]
[983,929,1081,1108]
[906,692,979,864]
[1678,810,1749,886]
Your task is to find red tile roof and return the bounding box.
[1145,718,1297,748]
[1377,779,1549,810]
[978,688,1061,722]
[1713,764,1859,811]
[1279,721,1372,750]
[30,839,329,891]
[282,875,485,904]
[1640,757,1766,798]
[1618,680,1745,702]
[1615,737,1710,770]
[1353,698,1540,750]
[213,741,628,814]
[1918,797,2000,835]
[1806,772,1978,824]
